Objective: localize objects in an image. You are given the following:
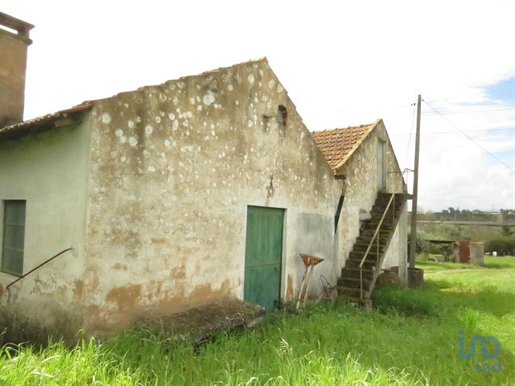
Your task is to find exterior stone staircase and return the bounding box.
[337,192,406,305]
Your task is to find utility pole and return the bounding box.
[409,94,422,269]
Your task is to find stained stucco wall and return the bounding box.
[0,28,30,127]
[336,121,406,273]
[81,60,341,335]
[381,204,408,283]
[0,118,91,342]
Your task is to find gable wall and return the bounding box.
[82,60,341,336]
[336,121,406,270]
[0,118,91,343]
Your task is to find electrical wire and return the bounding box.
[391,127,514,136]
[424,100,514,172]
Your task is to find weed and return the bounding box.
[1,256,514,385]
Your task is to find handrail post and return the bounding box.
[393,194,396,222]
[360,268,363,300]
[376,234,379,268]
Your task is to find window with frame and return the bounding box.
[1,200,26,276]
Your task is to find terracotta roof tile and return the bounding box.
[312,120,379,174]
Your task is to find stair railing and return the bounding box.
[6,246,75,290]
[359,193,396,300]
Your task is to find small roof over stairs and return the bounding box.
[311,119,381,177]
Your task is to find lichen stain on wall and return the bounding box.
[73,280,84,299]
[286,274,294,300]
[151,279,234,317]
[171,265,186,280]
[106,284,142,313]
[79,59,339,334]
[111,263,128,271]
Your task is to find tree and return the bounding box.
[501,225,513,236]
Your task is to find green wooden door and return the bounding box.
[244,206,284,309]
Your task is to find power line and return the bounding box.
[391,127,514,136]
[424,100,514,172]
[377,105,515,121]
[423,106,514,115]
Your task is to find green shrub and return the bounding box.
[485,236,515,256]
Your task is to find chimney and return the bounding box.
[0,12,34,127]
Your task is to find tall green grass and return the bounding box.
[1,256,514,385]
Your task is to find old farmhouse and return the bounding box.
[0,12,407,342]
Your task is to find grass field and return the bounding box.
[1,257,514,385]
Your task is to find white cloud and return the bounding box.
[2,0,514,211]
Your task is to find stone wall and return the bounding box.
[82,59,341,335]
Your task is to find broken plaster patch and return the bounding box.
[203,91,216,106]
[101,113,111,124]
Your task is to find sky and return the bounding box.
[2,0,515,212]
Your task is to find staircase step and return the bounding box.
[367,217,395,224]
[339,192,406,306]
[348,251,381,262]
[355,237,389,246]
[359,230,392,240]
[341,267,375,280]
[361,223,394,232]
[345,257,379,270]
[352,243,386,253]
[336,285,368,299]
[338,276,373,290]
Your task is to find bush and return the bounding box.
[485,235,515,256]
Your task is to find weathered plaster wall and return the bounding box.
[294,213,336,299]
[0,118,91,343]
[469,242,484,266]
[82,59,340,335]
[382,204,408,283]
[0,28,31,126]
[337,121,406,272]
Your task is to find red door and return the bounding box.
[459,242,470,263]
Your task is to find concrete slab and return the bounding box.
[142,298,266,342]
